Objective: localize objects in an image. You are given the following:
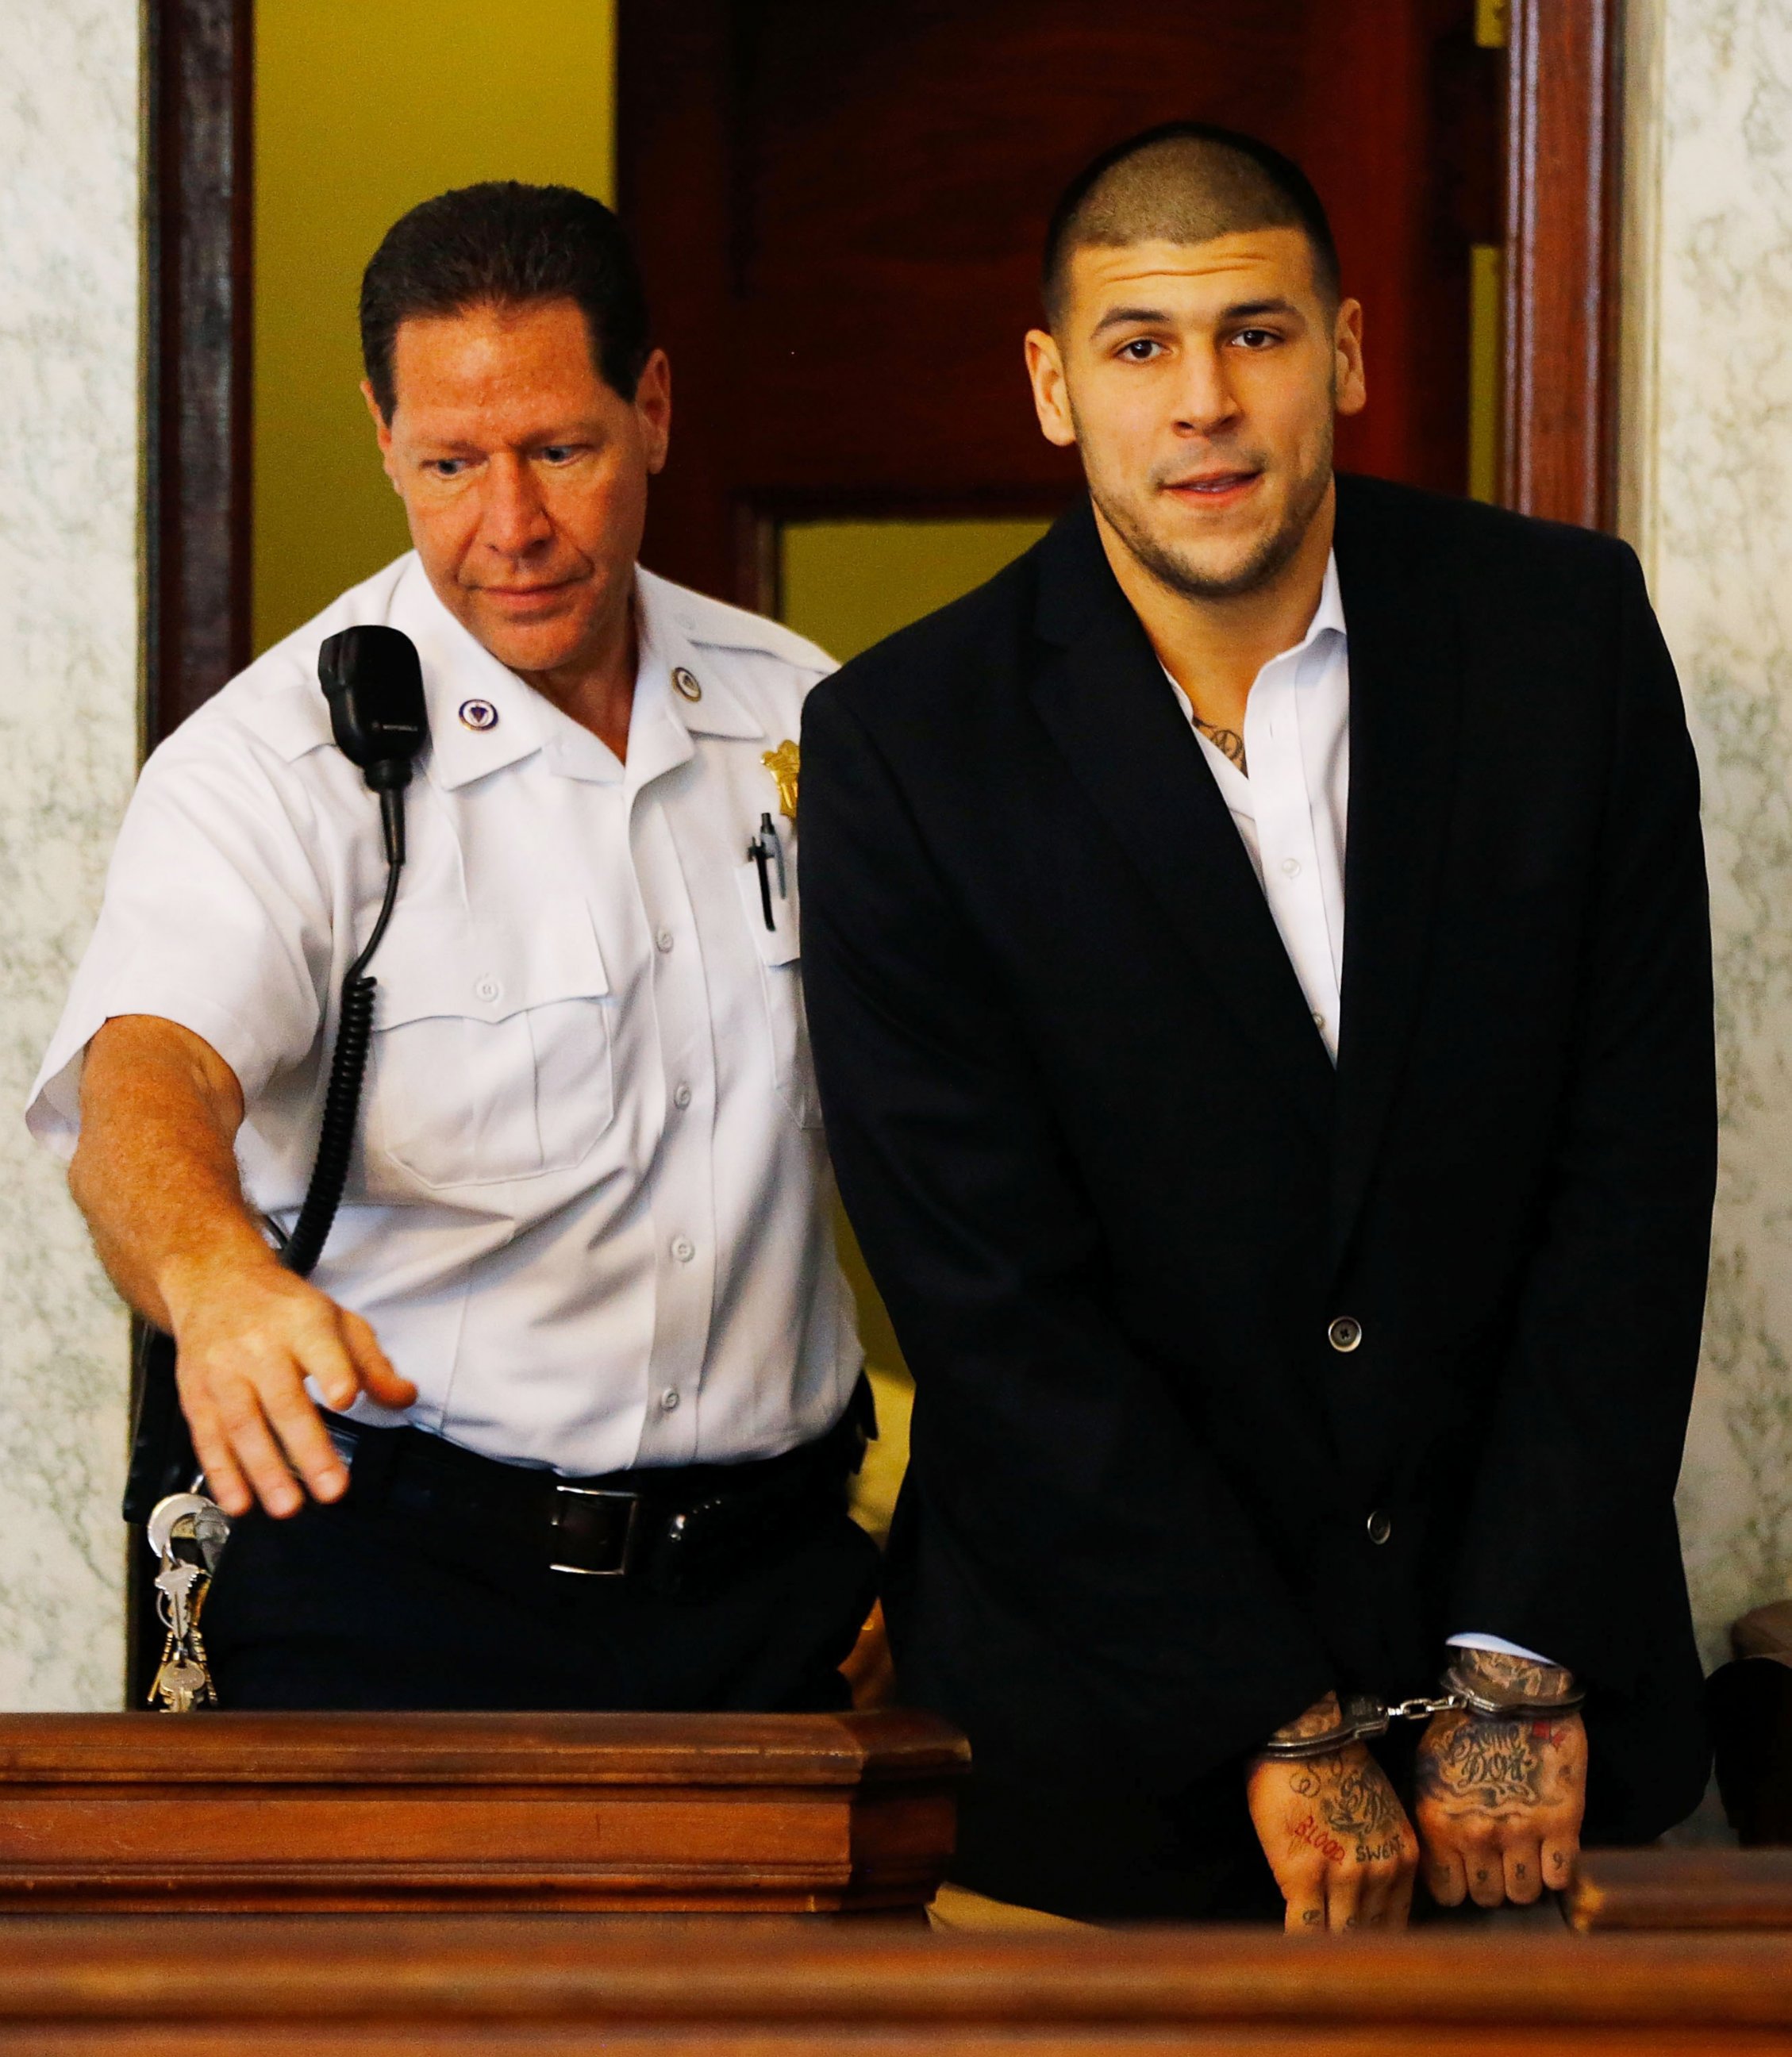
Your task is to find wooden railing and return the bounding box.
[0,1709,967,1914]
[1571,1847,1792,1931]
[3,1917,1791,2054]
[5,1709,1792,2049]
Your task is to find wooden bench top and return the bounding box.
[0,1706,967,1785]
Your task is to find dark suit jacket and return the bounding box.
[798,478,1715,1917]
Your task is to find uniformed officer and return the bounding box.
[29,182,878,1711]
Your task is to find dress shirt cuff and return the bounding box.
[1447,1632,1560,1669]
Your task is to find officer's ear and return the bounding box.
[361,380,403,496]
[633,349,671,478]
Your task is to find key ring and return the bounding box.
[144,1488,230,1714]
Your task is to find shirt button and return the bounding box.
[475,975,502,1002]
[660,1387,681,1412]
[672,1082,693,1109]
[671,1236,695,1263]
[1366,1509,1393,1546]
[1328,1315,1363,1353]
[656,929,675,953]
[1312,1010,1326,1031]
[1281,856,1302,877]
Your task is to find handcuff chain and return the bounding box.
[1385,1692,1468,1724]
[1258,1675,1588,1759]
[1258,1693,1463,1759]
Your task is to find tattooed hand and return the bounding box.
[1414,1690,1586,1909]
[1246,1694,1420,1934]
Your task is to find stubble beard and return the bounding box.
[1087,416,1336,605]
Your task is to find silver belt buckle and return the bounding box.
[548,1485,643,1577]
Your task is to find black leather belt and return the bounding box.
[321,1381,871,1597]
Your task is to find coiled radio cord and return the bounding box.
[277,845,401,1281]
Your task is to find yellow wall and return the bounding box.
[782,518,1051,665]
[252,0,617,654]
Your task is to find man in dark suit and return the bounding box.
[798,124,1714,1929]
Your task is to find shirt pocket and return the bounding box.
[364,895,616,1191]
[734,858,823,1132]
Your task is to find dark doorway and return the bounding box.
[618,1,1504,609]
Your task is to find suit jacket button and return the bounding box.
[1329,1315,1363,1353]
[1367,1509,1393,1546]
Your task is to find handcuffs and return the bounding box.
[1257,1659,1587,1761]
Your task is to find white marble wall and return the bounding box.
[0,0,142,1705]
[1627,0,1792,1665]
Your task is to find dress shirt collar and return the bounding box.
[1283,550,1348,667]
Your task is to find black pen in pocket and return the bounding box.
[748,812,786,929]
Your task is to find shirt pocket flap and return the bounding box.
[736,859,801,967]
[371,897,611,1028]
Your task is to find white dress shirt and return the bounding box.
[29,556,860,1477]
[1163,552,1547,1673]
[1167,554,1349,1063]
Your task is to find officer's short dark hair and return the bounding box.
[360,181,652,419]
[1042,122,1340,330]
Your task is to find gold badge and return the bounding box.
[763,739,800,821]
[672,666,702,702]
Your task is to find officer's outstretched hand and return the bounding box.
[1246,1694,1420,1933]
[165,1253,417,1519]
[71,1015,419,1521]
[1414,1701,1586,1908]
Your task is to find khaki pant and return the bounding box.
[927,1881,1095,1932]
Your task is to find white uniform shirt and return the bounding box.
[1164,551,1547,1671]
[29,556,860,1477]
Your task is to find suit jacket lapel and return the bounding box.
[1029,505,1336,1145]
[1328,480,1464,1270]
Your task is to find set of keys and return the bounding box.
[145,1490,229,1713]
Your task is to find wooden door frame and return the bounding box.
[133,0,253,1703]
[147,0,254,752]
[1502,0,1621,529]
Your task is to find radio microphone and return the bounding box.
[317,623,429,865]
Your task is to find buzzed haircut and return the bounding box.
[360,181,652,419]
[1042,122,1340,329]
